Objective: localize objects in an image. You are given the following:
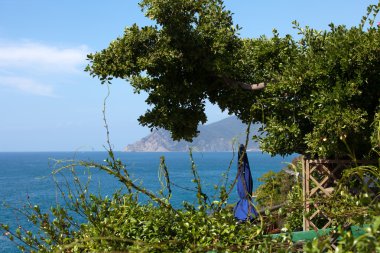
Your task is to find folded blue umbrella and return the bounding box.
[234,144,258,221]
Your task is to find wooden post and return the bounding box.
[302,158,310,231]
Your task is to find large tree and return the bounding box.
[86,0,380,158]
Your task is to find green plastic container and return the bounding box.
[271,225,368,242]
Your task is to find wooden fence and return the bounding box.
[302,158,375,231]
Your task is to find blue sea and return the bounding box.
[0,151,296,252]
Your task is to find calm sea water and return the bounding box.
[0,151,296,252]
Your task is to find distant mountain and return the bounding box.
[124,116,260,152]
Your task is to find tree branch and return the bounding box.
[221,77,266,91]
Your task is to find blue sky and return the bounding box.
[0,0,377,151]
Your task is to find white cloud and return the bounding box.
[0,41,90,96]
[0,42,88,73]
[0,76,54,97]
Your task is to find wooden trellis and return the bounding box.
[302,158,373,231]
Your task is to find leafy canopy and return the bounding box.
[87,0,380,158]
[86,0,244,141]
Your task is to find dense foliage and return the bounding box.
[255,169,297,208]
[87,0,380,158]
[0,155,298,252]
[1,147,379,252]
[250,19,380,158]
[255,159,304,232]
[87,0,242,142]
